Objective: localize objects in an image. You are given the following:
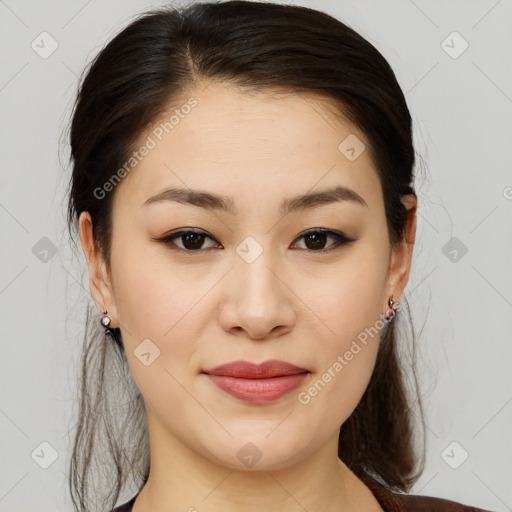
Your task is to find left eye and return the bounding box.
[291,229,353,252]
[156,228,354,253]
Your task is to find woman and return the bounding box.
[65,1,494,511]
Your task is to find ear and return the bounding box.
[386,194,417,303]
[78,211,120,328]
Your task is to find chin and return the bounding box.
[196,429,317,472]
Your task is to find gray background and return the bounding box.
[1,0,511,511]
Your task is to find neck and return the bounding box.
[132,410,381,512]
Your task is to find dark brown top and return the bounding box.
[111,472,495,511]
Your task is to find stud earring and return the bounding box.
[100,309,124,350]
[101,309,113,336]
[385,295,399,322]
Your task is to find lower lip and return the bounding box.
[204,373,309,403]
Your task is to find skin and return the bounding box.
[79,81,416,512]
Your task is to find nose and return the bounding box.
[217,247,296,341]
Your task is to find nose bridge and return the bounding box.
[220,234,295,338]
[234,234,281,299]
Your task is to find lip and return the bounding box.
[202,360,309,404]
[203,359,309,378]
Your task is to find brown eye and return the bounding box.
[157,229,219,252]
[178,232,208,251]
[292,229,354,252]
[303,231,329,250]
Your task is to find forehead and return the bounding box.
[113,82,381,214]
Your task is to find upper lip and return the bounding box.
[202,360,309,379]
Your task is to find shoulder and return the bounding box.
[393,492,495,511]
[111,494,137,512]
[359,472,495,512]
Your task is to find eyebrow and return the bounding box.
[141,185,368,214]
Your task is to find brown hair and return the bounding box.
[65,1,425,510]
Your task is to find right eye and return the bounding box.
[155,229,221,253]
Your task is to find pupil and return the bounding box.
[183,233,204,250]
[306,232,326,250]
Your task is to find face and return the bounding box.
[80,82,415,471]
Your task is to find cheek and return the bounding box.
[111,236,206,342]
[294,249,387,423]
[110,242,224,400]
[302,246,388,350]
[112,257,203,421]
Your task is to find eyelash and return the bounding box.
[155,228,355,255]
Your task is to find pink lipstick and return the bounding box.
[202,360,309,404]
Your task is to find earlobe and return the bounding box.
[78,211,119,327]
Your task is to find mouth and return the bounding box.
[201,360,310,404]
